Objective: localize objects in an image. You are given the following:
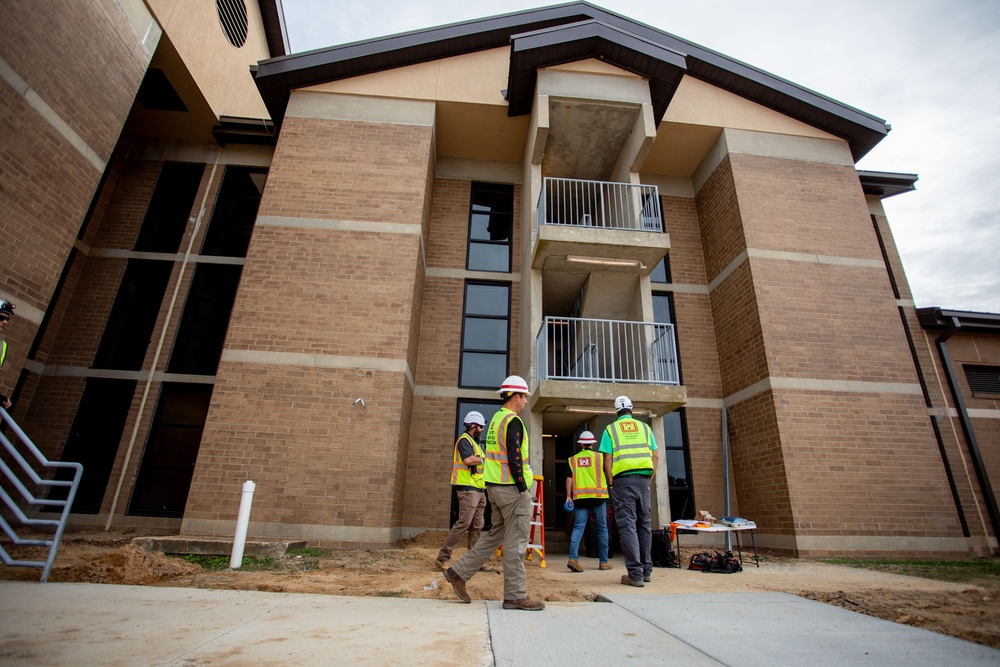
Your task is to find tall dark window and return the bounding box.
[133,162,205,253]
[168,264,242,375]
[201,167,267,258]
[49,379,137,513]
[459,282,510,389]
[93,260,172,370]
[652,292,681,384]
[663,409,694,520]
[452,399,502,529]
[128,383,213,517]
[466,182,513,273]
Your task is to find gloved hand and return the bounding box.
[564,499,574,511]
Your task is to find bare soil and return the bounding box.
[4,530,999,649]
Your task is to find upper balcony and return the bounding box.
[532,177,670,274]
[532,315,686,416]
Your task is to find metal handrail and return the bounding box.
[0,406,83,582]
[535,316,679,385]
[535,177,663,233]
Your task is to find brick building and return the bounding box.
[2,1,997,557]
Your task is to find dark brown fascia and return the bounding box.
[858,170,919,199]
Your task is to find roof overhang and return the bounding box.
[252,1,890,161]
[916,307,1000,334]
[858,170,918,199]
[257,0,290,57]
[506,19,686,122]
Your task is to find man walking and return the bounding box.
[600,395,657,587]
[443,375,545,610]
[436,411,488,569]
[565,430,611,572]
[0,299,16,410]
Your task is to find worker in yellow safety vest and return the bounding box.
[565,430,611,572]
[0,299,15,410]
[600,395,658,587]
[443,375,545,611]
[436,411,488,569]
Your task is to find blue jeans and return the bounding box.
[568,502,608,563]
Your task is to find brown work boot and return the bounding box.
[566,559,583,572]
[599,562,612,570]
[620,574,644,587]
[502,597,545,611]
[443,567,471,603]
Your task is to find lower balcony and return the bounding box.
[532,316,687,416]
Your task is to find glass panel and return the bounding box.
[470,213,512,242]
[653,294,674,326]
[460,352,507,388]
[663,410,683,444]
[665,449,687,485]
[465,284,509,316]
[467,242,509,272]
[471,186,513,214]
[650,257,669,283]
[669,489,694,520]
[463,317,507,351]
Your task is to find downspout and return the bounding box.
[722,406,731,553]
[935,317,1000,548]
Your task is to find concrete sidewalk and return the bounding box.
[1,581,998,666]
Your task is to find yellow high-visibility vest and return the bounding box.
[483,407,533,488]
[605,417,653,477]
[569,449,608,500]
[450,432,485,489]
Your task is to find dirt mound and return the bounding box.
[49,543,201,585]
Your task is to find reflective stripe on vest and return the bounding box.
[606,417,653,477]
[451,432,485,489]
[569,450,608,500]
[0,340,5,367]
[483,407,533,488]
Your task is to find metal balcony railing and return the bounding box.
[535,316,679,385]
[0,406,83,582]
[536,177,663,233]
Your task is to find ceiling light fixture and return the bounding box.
[565,255,645,269]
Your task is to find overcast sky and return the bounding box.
[280,0,1000,313]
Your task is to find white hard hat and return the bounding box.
[577,430,596,446]
[464,411,486,427]
[498,375,530,395]
[614,395,633,411]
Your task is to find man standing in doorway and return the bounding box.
[443,375,545,611]
[0,299,16,410]
[601,395,657,587]
[565,430,611,572]
[436,411,488,570]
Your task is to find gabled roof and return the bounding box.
[252,1,890,161]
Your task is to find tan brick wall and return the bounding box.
[775,390,960,536]
[0,0,148,163]
[661,195,708,285]
[695,155,746,281]
[403,396,456,530]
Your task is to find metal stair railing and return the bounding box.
[0,406,83,582]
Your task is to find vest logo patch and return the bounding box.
[619,422,639,433]
[578,458,592,467]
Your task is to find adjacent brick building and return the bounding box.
[2,1,997,558]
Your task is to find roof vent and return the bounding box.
[216,0,248,48]
[964,365,1000,395]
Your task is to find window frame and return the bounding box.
[465,182,514,273]
[458,280,511,390]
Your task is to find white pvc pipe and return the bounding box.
[230,480,256,569]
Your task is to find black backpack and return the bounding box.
[651,529,679,568]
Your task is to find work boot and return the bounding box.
[643,574,652,583]
[599,562,612,570]
[443,567,471,603]
[435,558,450,570]
[620,574,644,587]
[567,559,583,572]
[502,597,545,611]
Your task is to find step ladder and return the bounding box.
[494,476,546,567]
[525,476,546,567]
